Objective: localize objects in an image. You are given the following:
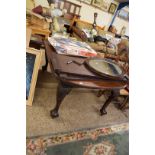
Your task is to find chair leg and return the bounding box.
[100,90,119,115]
[120,96,129,110]
[97,90,104,97]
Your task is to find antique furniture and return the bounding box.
[26,11,51,39]
[43,40,127,118]
[29,34,44,50]
[26,27,44,50]
[119,86,129,110]
[26,26,45,50]
[70,16,107,42]
[27,24,51,39]
[69,16,119,55]
[98,48,129,111]
[53,0,81,20]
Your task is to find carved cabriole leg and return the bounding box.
[50,82,72,118]
[100,89,120,115]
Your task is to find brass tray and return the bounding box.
[85,58,124,80]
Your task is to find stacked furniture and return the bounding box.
[69,17,117,55]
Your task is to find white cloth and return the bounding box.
[82,29,91,38]
[107,38,121,49]
[91,28,97,36]
[51,9,63,17]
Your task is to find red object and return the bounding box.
[32,5,43,15]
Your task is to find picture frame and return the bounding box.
[118,9,129,21]
[82,0,92,4]
[26,28,32,47]
[75,0,92,5]
[108,3,117,14]
[92,0,110,11]
[26,48,43,106]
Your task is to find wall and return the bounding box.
[67,0,129,36]
[113,15,129,35]
[113,6,129,36]
[26,0,35,10]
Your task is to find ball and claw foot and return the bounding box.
[50,109,59,118]
[100,109,107,116]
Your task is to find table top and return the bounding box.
[44,40,127,90]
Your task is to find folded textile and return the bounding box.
[32,5,43,14]
[94,36,108,44]
[107,38,121,49]
[82,29,91,38]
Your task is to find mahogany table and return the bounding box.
[43,40,127,118]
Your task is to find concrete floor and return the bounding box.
[26,71,129,137]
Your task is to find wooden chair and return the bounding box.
[119,86,129,110]
[98,54,129,113]
[118,59,129,110]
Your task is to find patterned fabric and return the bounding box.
[83,141,115,155]
[27,123,128,155]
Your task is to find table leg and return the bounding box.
[42,50,48,72]
[50,82,72,118]
[100,90,119,115]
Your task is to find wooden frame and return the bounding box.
[82,0,92,4]
[108,2,117,14]
[26,28,32,47]
[26,48,43,106]
[118,9,129,21]
[91,0,109,11]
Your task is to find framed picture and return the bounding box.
[92,0,110,11]
[26,48,43,106]
[108,3,117,14]
[81,0,92,4]
[118,9,129,21]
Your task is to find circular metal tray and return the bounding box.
[85,58,124,80]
